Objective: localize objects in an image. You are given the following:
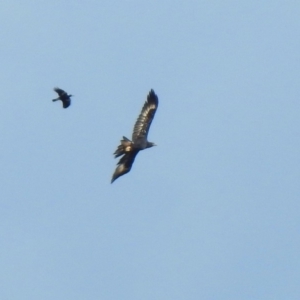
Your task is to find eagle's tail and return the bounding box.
[114,136,133,158]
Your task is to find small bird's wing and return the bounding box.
[62,99,71,108]
[111,150,139,183]
[54,87,68,97]
[132,89,158,142]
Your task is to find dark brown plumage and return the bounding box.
[111,89,159,183]
[52,87,72,108]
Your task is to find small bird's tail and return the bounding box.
[114,136,133,158]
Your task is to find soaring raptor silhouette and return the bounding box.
[52,87,72,108]
[111,89,159,183]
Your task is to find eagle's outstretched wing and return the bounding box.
[132,90,158,142]
[111,150,139,183]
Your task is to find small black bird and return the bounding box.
[111,89,159,183]
[52,87,72,108]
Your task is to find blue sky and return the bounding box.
[1,1,300,299]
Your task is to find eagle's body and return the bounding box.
[52,87,72,108]
[111,89,159,183]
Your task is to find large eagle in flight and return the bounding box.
[52,87,72,108]
[111,89,159,183]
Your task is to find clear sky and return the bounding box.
[1,1,299,299]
